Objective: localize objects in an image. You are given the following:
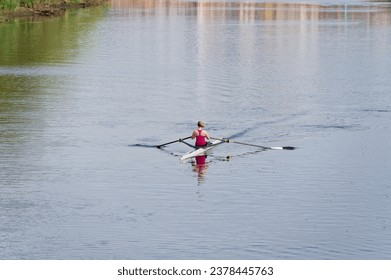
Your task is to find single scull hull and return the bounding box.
[180,139,223,161]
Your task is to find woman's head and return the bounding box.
[197,121,206,128]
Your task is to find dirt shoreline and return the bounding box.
[0,0,109,22]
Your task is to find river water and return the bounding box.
[1,0,391,259]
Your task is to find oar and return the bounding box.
[156,136,192,149]
[212,137,295,150]
[179,140,197,149]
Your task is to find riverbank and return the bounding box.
[0,0,109,22]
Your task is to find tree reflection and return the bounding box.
[110,0,391,25]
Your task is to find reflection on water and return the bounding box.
[1,0,391,260]
[0,8,108,66]
[0,7,108,148]
[192,155,209,184]
[111,0,391,25]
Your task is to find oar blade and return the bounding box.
[129,144,157,148]
[270,146,296,150]
[282,146,295,150]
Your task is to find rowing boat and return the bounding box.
[152,136,294,161]
[180,139,224,161]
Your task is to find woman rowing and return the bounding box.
[192,121,211,147]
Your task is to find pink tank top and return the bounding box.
[195,129,207,147]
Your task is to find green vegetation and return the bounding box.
[1,0,20,11]
[0,0,83,10]
[1,0,107,21]
[1,0,52,10]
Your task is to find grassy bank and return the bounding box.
[0,0,109,22]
